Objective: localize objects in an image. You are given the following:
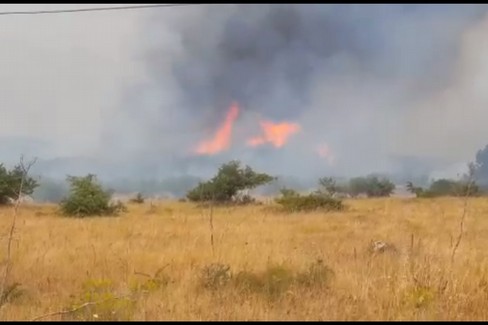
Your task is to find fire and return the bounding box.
[195,102,240,155]
[194,101,302,154]
[316,143,335,165]
[247,121,301,148]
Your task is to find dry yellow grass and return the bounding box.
[0,197,488,320]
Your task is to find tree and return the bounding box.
[318,177,339,196]
[186,160,275,203]
[318,177,350,197]
[60,174,125,217]
[0,163,38,205]
[348,177,369,197]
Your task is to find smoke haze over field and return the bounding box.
[2,4,488,183]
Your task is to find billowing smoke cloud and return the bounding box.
[101,4,488,180]
[3,5,488,183]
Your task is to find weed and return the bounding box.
[199,263,231,290]
[296,259,334,288]
[0,282,23,305]
[131,268,170,295]
[203,260,334,300]
[65,279,136,321]
[405,286,435,309]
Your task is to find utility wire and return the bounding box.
[0,4,202,16]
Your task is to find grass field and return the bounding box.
[0,197,488,320]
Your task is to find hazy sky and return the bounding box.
[2,4,488,179]
[0,4,146,157]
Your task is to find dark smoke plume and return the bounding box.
[97,4,488,180]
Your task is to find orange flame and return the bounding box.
[195,102,239,155]
[247,120,301,148]
[316,143,335,165]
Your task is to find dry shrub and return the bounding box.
[275,188,344,212]
[199,260,334,299]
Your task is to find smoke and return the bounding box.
[3,5,488,183]
[99,4,488,180]
[0,5,145,161]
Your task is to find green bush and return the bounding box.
[60,174,126,217]
[187,160,275,204]
[275,188,343,212]
[0,163,38,205]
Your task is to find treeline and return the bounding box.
[7,162,485,206]
[406,179,480,198]
[0,159,485,218]
[317,175,483,198]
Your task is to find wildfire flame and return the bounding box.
[195,102,240,155]
[194,101,303,154]
[247,121,301,148]
[316,143,335,165]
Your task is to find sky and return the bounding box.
[0,4,145,157]
[1,4,488,180]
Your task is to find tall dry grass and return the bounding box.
[0,197,488,320]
